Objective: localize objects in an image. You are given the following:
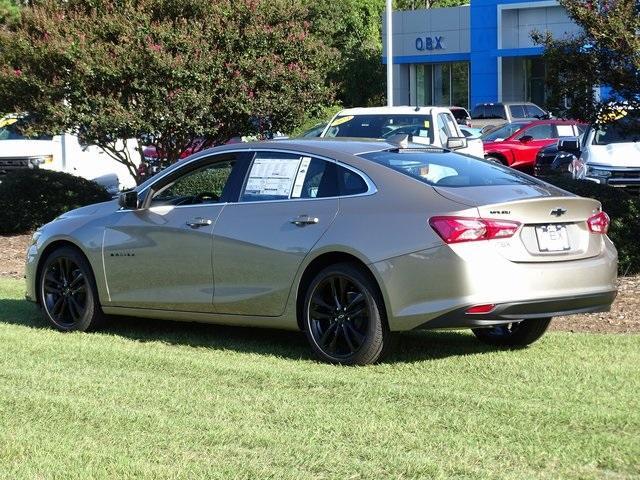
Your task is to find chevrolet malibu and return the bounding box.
[25,139,618,365]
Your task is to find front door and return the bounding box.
[103,153,244,312]
[212,151,339,316]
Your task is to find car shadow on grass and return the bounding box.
[0,298,501,363]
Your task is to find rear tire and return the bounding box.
[303,263,390,365]
[485,155,507,165]
[38,246,105,332]
[472,318,551,347]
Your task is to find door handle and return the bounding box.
[186,218,213,228]
[290,215,319,226]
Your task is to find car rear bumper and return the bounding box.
[372,240,618,331]
[417,290,617,329]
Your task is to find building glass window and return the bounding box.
[415,62,469,109]
[416,64,433,106]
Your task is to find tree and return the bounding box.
[305,0,386,108]
[0,0,20,26]
[0,0,334,183]
[533,0,640,122]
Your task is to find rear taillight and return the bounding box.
[587,211,610,234]
[429,216,521,244]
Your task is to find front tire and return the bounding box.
[38,246,105,332]
[303,263,389,365]
[472,318,551,347]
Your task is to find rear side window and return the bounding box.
[241,152,338,202]
[359,150,535,188]
[337,165,368,196]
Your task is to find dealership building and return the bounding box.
[382,0,582,110]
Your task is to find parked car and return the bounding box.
[482,119,585,172]
[27,139,617,365]
[471,102,549,131]
[448,106,472,127]
[563,109,640,189]
[320,106,484,158]
[0,114,138,194]
[459,125,483,138]
[534,140,580,177]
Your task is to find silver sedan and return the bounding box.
[25,139,618,365]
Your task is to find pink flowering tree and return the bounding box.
[0,0,334,183]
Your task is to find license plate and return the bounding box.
[535,225,571,252]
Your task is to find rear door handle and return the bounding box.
[290,215,319,226]
[186,218,213,228]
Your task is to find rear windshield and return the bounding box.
[324,114,434,143]
[359,150,535,187]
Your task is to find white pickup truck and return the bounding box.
[320,106,485,158]
[0,115,138,194]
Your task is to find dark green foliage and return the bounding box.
[532,0,640,122]
[170,167,232,198]
[0,0,20,26]
[0,170,111,234]
[541,176,640,275]
[0,0,334,182]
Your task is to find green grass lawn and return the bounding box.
[0,277,639,479]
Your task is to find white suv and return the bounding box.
[320,106,485,158]
[570,109,640,188]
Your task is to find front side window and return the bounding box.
[509,105,526,118]
[150,158,236,207]
[525,104,547,118]
[324,115,434,144]
[521,124,555,140]
[436,114,452,145]
[359,150,535,188]
[241,152,338,202]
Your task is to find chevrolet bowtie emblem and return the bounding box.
[550,208,567,217]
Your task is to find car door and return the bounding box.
[510,123,558,168]
[102,152,249,312]
[212,151,340,316]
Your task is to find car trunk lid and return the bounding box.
[434,185,604,262]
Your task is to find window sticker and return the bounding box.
[556,125,575,137]
[245,157,302,198]
[291,157,312,198]
[330,115,354,127]
[423,120,430,128]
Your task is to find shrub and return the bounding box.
[541,176,640,275]
[0,169,111,234]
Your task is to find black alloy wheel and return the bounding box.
[472,318,552,347]
[39,247,104,331]
[304,263,389,365]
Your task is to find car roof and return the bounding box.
[218,138,397,156]
[335,106,444,116]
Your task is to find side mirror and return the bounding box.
[519,135,534,143]
[558,137,580,153]
[118,190,139,210]
[446,137,468,150]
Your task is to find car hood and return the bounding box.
[433,182,571,207]
[56,199,118,221]
[586,143,640,167]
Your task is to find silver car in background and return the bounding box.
[25,139,617,365]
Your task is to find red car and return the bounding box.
[482,119,585,172]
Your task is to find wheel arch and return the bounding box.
[294,250,389,331]
[485,151,510,165]
[34,239,95,305]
